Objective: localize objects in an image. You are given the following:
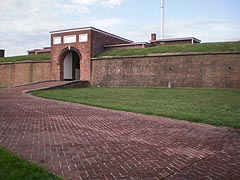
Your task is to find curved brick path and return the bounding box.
[0,81,240,180]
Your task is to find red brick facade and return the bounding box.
[4,27,239,89]
[50,27,132,81]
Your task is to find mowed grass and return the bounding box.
[96,41,240,57]
[0,148,63,180]
[0,54,51,63]
[32,87,240,129]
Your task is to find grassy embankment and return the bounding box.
[0,148,63,180]
[0,54,51,63]
[32,87,240,129]
[1,42,239,62]
[96,41,240,57]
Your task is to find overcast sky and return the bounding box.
[0,0,240,56]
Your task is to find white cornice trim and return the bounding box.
[50,27,133,43]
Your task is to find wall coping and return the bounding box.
[104,42,152,48]
[0,60,51,65]
[92,51,240,60]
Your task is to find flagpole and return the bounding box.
[160,0,164,39]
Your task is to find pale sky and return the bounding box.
[0,0,240,56]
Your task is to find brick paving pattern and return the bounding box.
[0,81,240,180]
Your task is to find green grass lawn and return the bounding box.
[96,41,240,57]
[0,54,51,63]
[32,87,240,129]
[0,148,63,180]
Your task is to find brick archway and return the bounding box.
[59,46,82,81]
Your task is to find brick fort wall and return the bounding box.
[0,61,52,87]
[91,52,240,89]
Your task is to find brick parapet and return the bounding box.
[0,61,52,87]
[91,52,240,89]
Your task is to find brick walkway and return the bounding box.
[0,81,240,180]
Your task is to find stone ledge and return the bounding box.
[0,60,51,65]
[92,51,240,60]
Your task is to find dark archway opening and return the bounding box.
[63,51,80,80]
[60,48,81,81]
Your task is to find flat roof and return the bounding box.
[152,37,201,43]
[50,27,133,43]
[27,48,51,53]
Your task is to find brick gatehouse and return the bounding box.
[50,27,133,81]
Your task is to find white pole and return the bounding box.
[160,0,164,39]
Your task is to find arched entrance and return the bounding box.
[59,47,81,81]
